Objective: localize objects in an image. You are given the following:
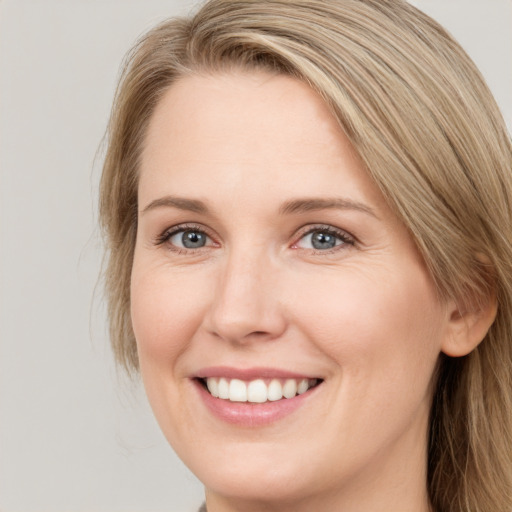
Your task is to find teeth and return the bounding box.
[205,377,318,403]
[229,379,247,402]
[218,378,229,399]
[297,379,309,395]
[206,377,219,397]
[267,379,283,401]
[247,379,267,403]
[283,379,297,399]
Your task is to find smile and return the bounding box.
[203,377,320,403]
[194,368,324,426]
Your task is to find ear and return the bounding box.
[441,292,497,357]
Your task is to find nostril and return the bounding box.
[205,296,288,344]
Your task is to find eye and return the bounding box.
[170,229,209,249]
[295,226,354,251]
[155,224,215,251]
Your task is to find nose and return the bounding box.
[204,248,287,345]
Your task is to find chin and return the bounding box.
[183,440,335,506]
[201,465,313,504]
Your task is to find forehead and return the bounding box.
[143,71,349,159]
[138,71,386,214]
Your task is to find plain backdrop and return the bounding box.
[0,1,510,511]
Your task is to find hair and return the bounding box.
[99,1,512,510]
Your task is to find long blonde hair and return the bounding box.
[99,1,512,509]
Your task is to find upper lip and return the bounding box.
[194,366,320,380]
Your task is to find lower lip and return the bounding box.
[193,379,320,427]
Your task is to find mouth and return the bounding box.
[197,377,322,403]
[193,369,324,426]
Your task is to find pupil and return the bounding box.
[182,231,206,248]
[312,231,336,250]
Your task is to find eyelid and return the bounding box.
[291,224,356,251]
[154,222,218,249]
[152,222,356,254]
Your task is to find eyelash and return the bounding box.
[153,223,356,254]
[293,224,355,254]
[154,223,216,253]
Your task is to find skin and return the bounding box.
[131,71,478,512]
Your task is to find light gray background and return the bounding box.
[0,1,510,511]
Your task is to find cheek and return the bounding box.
[287,264,445,388]
[130,262,211,367]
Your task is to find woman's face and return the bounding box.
[132,71,452,509]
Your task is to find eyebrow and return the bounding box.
[141,195,377,218]
[279,197,378,218]
[141,196,208,215]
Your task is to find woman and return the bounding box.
[100,1,512,510]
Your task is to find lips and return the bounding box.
[193,367,323,425]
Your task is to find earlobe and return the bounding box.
[441,294,498,357]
